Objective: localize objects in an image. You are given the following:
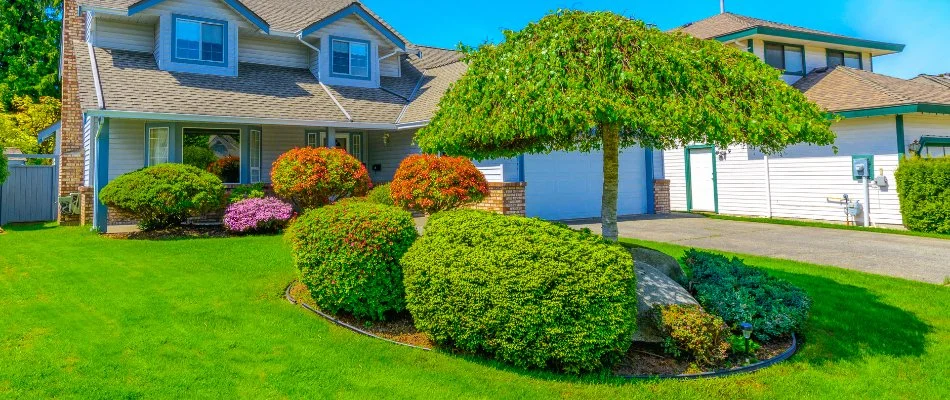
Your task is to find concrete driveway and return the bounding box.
[567,213,950,284]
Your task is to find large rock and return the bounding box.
[632,263,699,343]
[630,246,687,284]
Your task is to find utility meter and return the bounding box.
[853,158,869,179]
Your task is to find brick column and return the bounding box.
[78,186,93,226]
[654,179,670,214]
[468,182,527,216]
[60,0,87,225]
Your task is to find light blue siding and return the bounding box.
[523,148,650,220]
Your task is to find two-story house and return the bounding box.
[60,0,660,232]
[660,12,950,226]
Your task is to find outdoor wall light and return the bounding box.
[908,139,921,155]
[740,322,753,354]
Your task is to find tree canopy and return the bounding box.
[0,95,60,154]
[0,0,62,111]
[417,11,835,240]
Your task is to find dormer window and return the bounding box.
[827,50,862,69]
[172,15,227,65]
[330,36,370,80]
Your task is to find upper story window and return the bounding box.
[173,15,227,65]
[764,42,805,76]
[827,50,862,69]
[330,36,370,80]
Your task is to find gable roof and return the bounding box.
[677,12,904,54]
[127,0,269,32]
[793,66,950,118]
[80,0,408,45]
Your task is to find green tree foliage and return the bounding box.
[0,152,8,185]
[0,96,60,154]
[417,11,836,240]
[0,0,62,110]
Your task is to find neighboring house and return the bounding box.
[662,12,950,227]
[61,0,657,232]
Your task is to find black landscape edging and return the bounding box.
[284,281,431,351]
[285,281,797,379]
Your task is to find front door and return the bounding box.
[334,134,350,153]
[688,147,716,212]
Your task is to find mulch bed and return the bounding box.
[287,281,794,377]
[106,224,232,240]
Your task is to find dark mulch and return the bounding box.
[106,224,232,240]
[289,281,794,376]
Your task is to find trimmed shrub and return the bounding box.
[229,183,266,203]
[99,164,225,230]
[183,146,217,170]
[207,155,240,183]
[895,157,950,234]
[683,250,810,341]
[286,201,417,320]
[653,305,731,366]
[390,154,489,214]
[224,197,294,234]
[401,210,637,373]
[366,183,393,206]
[271,147,371,209]
[0,152,8,185]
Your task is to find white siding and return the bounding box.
[239,36,309,68]
[367,130,419,182]
[108,119,146,180]
[664,149,688,211]
[380,55,400,77]
[904,113,950,150]
[750,116,897,159]
[473,157,521,182]
[260,125,306,182]
[524,148,649,220]
[83,117,97,187]
[93,19,154,53]
[716,158,769,217]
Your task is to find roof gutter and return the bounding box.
[82,109,427,130]
[87,41,105,109]
[830,103,950,119]
[715,26,905,54]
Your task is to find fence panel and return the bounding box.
[0,164,57,225]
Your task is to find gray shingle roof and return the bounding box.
[793,66,950,112]
[677,12,852,40]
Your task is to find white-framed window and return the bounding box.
[173,15,226,64]
[148,127,170,166]
[350,132,363,161]
[306,130,327,147]
[764,42,805,76]
[330,37,370,79]
[250,129,261,183]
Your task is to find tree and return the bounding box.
[416,11,836,241]
[0,96,61,154]
[0,0,62,110]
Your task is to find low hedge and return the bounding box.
[683,250,810,341]
[895,157,950,234]
[366,183,393,206]
[286,201,417,321]
[99,164,225,230]
[401,210,637,373]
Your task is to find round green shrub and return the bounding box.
[229,183,267,203]
[366,183,393,206]
[652,304,731,366]
[286,201,418,321]
[0,152,8,185]
[182,145,217,170]
[401,210,637,373]
[99,164,225,230]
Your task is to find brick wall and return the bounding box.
[468,182,527,216]
[654,179,671,214]
[78,186,93,225]
[60,0,86,225]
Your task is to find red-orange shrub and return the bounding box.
[390,154,489,214]
[207,155,240,183]
[271,147,371,209]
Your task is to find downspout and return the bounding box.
[297,33,353,122]
[378,50,401,62]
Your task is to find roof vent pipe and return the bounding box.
[720,0,725,14]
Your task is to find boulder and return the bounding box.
[632,263,699,343]
[630,246,687,284]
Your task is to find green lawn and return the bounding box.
[1,225,948,399]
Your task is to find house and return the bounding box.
[60,0,657,232]
[660,12,950,227]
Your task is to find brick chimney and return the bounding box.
[60,0,87,225]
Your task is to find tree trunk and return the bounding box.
[601,123,620,241]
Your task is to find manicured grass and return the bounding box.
[698,212,950,240]
[1,225,948,399]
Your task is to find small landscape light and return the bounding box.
[740,322,753,354]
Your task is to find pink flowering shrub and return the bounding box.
[224,197,295,233]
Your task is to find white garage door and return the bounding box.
[523,148,650,220]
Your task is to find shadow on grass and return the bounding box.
[1,222,59,232]
[768,269,931,365]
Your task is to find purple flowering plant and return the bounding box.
[224,197,295,233]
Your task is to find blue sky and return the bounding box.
[364,0,949,79]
